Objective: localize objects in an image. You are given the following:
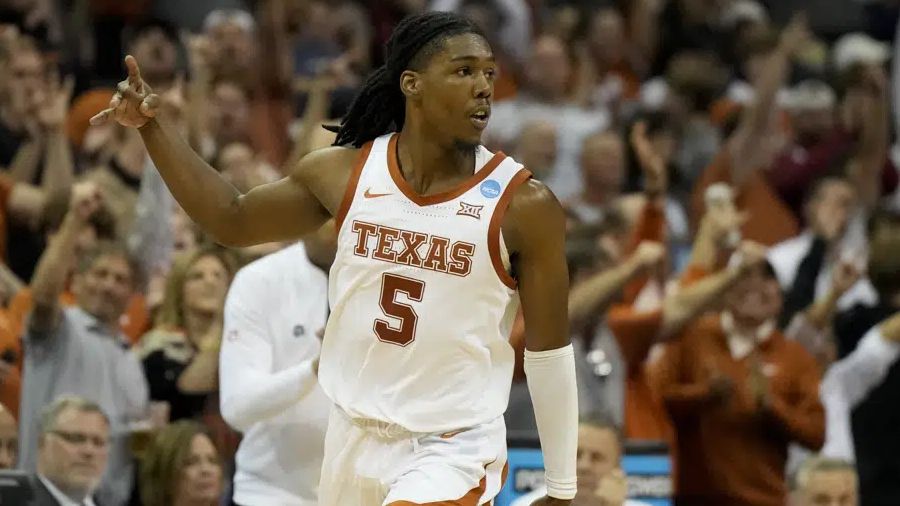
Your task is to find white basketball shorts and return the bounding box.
[318,407,509,505]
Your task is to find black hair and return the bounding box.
[328,12,485,148]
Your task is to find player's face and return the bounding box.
[414,33,496,147]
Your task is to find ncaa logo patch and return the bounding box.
[480,180,501,199]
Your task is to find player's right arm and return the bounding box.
[91,56,336,247]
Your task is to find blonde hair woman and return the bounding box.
[139,245,238,422]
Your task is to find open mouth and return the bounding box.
[469,110,490,130]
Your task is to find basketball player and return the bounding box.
[92,12,577,505]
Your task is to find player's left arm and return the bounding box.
[503,179,576,504]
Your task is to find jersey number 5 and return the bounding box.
[375,273,425,346]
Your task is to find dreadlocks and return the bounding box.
[328,12,484,148]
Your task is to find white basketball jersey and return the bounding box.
[319,133,531,433]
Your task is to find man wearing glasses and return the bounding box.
[32,396,110,506]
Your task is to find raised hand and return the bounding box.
[630,240,666,272]
[830,258,862,297]
[68,181,103,223]
[37,70,74,131]
[630,121,667,197]
[90,55,160,129]
[594,469,628,505]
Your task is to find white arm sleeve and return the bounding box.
[524,344,578,500]
[219,271,319,432]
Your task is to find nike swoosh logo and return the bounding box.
[364,189,392,199]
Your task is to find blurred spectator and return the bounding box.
[431,0,530,66]
[820,314,900,463]
[80,123,146,237]
[202,9,257,88]
[770,176,876,328]
[789,457,857,506]
[831,209,900,504]
[220,238,332,505]
[577,4,655,113]
[29,396,110,506]
[19,183,149,506]
[769,65,895,220]
[511,413,651,506]
[0,0,61,50]
[512,120,557,182]
[567,131,625,224]
[692,15,809,246]
[124,19,180,90]
[652,0,729,74]
[214,142,279,193]
[486,33,609,201]
[6,185,151,345]
[0,172,44,298]
[653,257,825,505]
[139,420,223,506]
[138,245,237,423]
[0,402,15,469]
[1,33,75,280]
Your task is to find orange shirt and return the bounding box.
[651,315,824,505]
[608,200,672,441]
[0,309,20,418]
[691,147,799,247]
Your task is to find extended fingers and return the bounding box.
[140,94,161,117]
[117,80,143,101]
[89,108,113,125]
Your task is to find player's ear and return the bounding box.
[400,70,421,99]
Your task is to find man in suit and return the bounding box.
[28,396,110,506]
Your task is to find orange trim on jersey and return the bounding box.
[335,141,374,232]
[385,475,487,506]
[488,168,533,290]
[387,133,507,207]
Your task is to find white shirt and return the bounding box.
[819,325,900,461]
[38,474,97,506]
[220,242,331,506]
[721,312,775,360]
[511,486,652,506]
[767,220,877,312]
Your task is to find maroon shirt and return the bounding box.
[766,129,898,221]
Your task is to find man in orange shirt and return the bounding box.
[654,258,825,506]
